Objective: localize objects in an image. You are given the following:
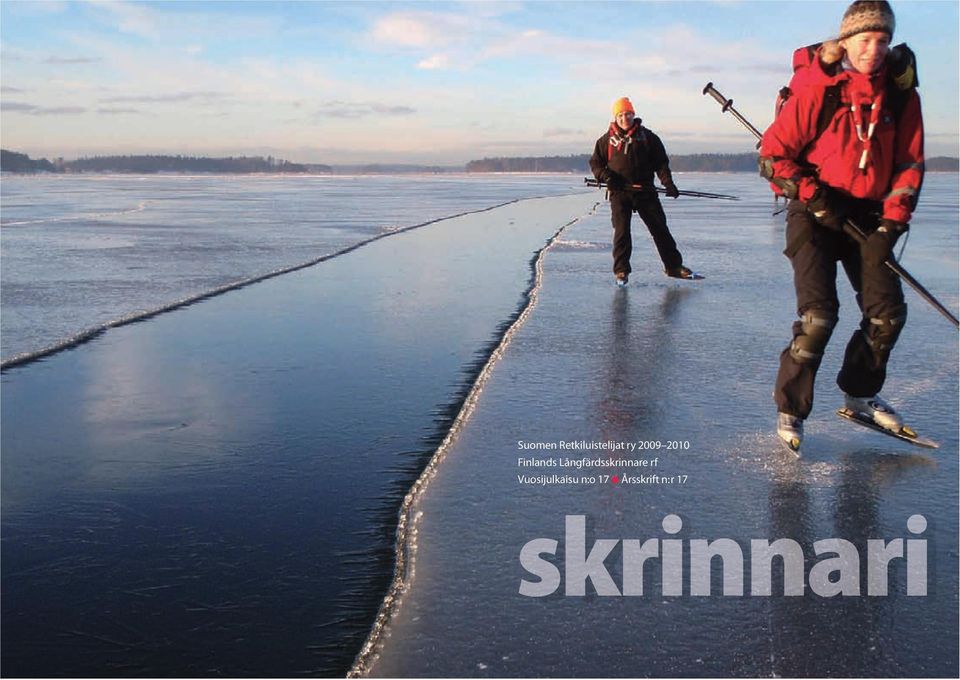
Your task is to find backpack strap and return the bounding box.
[814,84,842,140]
[885,84,909,122]
[790,83,841,162]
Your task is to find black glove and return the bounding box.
[806,184,847,231]
[863,219,908,267]
[601,169,626,191]
[663,181,680,199]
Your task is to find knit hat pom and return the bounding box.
[611,97,635,117]
[839,0,895,41]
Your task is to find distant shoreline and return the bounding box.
[3,149,958,174]
[5,169,958,176]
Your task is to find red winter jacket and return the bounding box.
[761,52,924,224]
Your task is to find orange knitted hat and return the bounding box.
[611,97,635,117]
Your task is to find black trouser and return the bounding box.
[609,192,683,275]
[774,199,906,418]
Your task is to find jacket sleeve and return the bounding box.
[589,136,608,180]
[883,90,924,223]
[759,88,822,201]
[648,132,675,186]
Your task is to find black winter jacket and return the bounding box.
[590,122,675,190]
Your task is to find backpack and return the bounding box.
[766,41,918,197]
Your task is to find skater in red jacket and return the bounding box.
[759,0,923,451]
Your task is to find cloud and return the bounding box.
[1,48,26,62]
[43,56,103,64]
[314,101,416,119]
[543,128,585,138]
[370,11,472,49]
[83,0,283,42]
[1,102,40,112]
[85,0,159,38]
[369,9,611,71]
[49,79,96,92]
[1,85,29,93]
[374,104,416,115]
[417,54,450,70]
[4,0,69,15]
[97,107,143,115]
[479,26,609,63]
[2,101,86,115]
[99,91,231,104]
[48,29,338,111]
[682,61,784,76]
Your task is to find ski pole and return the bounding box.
[702,82,764,149]
[584,178,739,200]
[702,82,960,330]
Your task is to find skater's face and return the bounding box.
[840,31,890,75]
[615,110,635,130]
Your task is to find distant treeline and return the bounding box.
[465,155,590,173]
[0,150,332,174]
[923,156,959,171]
[65,155,323,174]
[3,148,957,174]
[465,153,759,173]
[466,153,960,173]
[1,150,58,173]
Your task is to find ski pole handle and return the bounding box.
[702,82,764,148]
[702,82,730,109]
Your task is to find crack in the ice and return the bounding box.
[347,202,600,678]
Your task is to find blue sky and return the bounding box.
[1,0,957,164]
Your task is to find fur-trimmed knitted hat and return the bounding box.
[839,1,895,41]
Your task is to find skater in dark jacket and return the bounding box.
[759,0,924,451]
[589,96,696,286]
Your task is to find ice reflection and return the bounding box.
[80,332,253,458]
[1,193,599,677]
[597,287,697,435]
[765,449,938,675]
[366,180,958,677]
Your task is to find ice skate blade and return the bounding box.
[666,271,705,281]
[836,408,939,449]
[778,436,801,457]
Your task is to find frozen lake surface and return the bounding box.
[362,175,959,678]
[1,173,957,677]
[1,189,598,676]
[1,174,583,364]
